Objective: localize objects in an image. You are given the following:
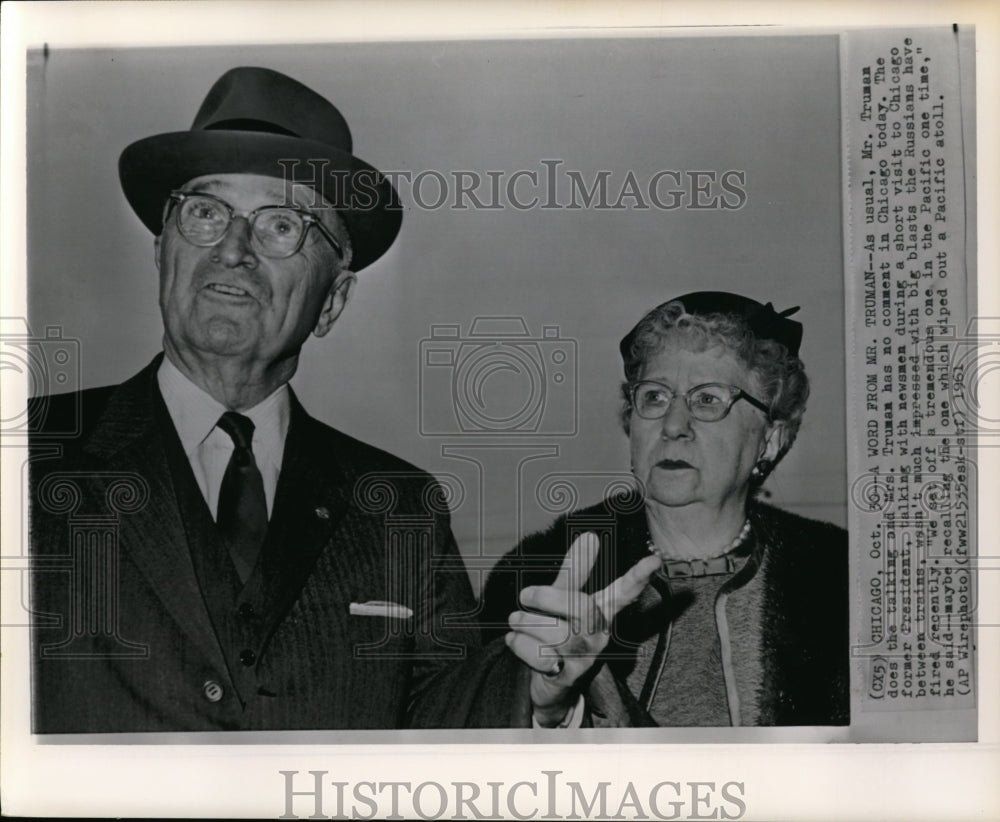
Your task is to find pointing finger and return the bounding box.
[596,554,662,620]
[551,531,601,591]
[518,587,595,623]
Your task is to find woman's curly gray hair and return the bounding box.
[619,300,810,465]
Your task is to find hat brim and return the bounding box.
[119,130,402,271]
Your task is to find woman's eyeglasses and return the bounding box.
[629,380,771,422]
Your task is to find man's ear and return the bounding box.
[760,420,789,464]
[313,270,357,338]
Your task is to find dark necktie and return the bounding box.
[216,412,268,583]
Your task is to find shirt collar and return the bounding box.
[156,354,290,461]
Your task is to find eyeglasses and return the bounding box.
[164,190,343,260]
[629,380,771,422]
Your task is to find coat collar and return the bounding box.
[81,354,166,462]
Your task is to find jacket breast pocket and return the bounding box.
[347,606,416,661]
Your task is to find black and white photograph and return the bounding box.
[2,2,996,819]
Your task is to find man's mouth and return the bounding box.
[205,282,252,298]
[657,459,694,470]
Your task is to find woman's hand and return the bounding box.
[504,532,662,726]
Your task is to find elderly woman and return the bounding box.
[480,291,849,727]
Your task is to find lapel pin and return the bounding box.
[314,506,330,520]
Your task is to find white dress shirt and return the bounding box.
[157,355,290,518]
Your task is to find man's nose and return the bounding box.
[213,216,258,267]
[660,397,693,439]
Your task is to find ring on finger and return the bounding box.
[542,657,564,678]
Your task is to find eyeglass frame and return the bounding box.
[627,379,772,423]
[163,190,344,261]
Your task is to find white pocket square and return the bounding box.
[349,601,414,619]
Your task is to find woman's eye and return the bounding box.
[692,391,721,405]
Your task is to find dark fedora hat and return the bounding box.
[118,66,401,271]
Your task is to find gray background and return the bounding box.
[27,37,845,588]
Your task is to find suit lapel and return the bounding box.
[82,358,229,673]
[253,393,353,638]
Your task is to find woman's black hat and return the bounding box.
[619,291,804,367]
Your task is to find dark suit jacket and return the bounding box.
[29,356,516,732]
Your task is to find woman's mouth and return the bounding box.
[657,459,694,470]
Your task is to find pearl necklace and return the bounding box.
[647,518,752,579]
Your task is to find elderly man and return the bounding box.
[28,67,515,732]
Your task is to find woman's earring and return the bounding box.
[751,458,773,480]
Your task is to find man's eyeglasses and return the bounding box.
[164,190,344,260]
[629,380,771,422]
